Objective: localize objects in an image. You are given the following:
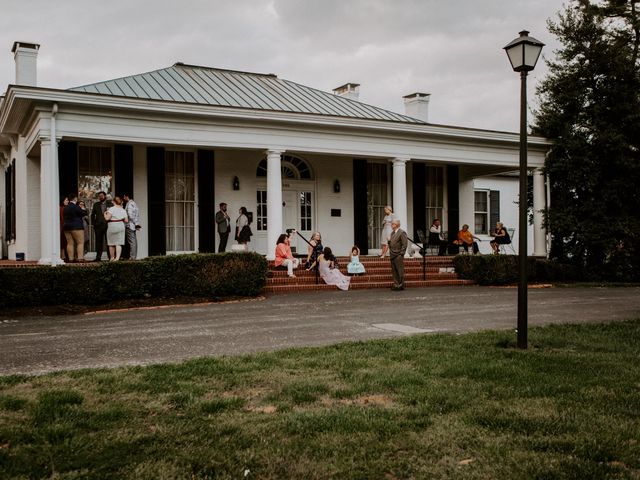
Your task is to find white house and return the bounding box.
[0,42,550,263]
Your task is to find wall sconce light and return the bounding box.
[232,176,240,191]
[333,179,340,193]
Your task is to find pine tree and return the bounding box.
[534,0,640,279]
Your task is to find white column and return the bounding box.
[266,149,283,261]
[38,138,53,264]
[458,168,475,232]
[392,157,409,233]
[533,168,547,257]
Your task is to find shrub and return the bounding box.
[0,253,268,308]
[453,255,582,285]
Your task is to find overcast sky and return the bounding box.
[0,0,562,132]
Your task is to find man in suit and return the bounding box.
[90,191,113,261]
[388,218,408,290]
[215,202,231,252]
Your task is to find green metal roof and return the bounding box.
[69,63,424,124]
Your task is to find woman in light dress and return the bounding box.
[318,247,350,291]
[347,245,366,275]
[380,205,395,258]
[104,196,128,261]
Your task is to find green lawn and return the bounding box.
[1,320,639,479]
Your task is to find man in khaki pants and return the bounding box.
[388,219,408,290]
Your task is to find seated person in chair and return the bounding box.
[429,219,449,256]
[455,224,481,254]
[489,222,511,254]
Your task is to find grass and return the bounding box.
[1,321,639,479]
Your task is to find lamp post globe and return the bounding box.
[504,30,545,72]
[503,31,544,349]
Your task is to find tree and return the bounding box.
[534,0,640,279]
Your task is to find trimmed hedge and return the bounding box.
[453,255,581,285]
[0,252,268,308]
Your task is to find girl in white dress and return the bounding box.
[318,247,351,291]
[380,205,395,258]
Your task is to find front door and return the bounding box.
[282,190,313,255]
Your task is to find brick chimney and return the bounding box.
[333,83,360,101]
[403,92,430,122]
[12,41,40,86]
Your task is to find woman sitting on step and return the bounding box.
[274,233,300,278]
[318,247,351,291]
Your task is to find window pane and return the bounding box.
[257,190,267,231]
[475,213,487,235]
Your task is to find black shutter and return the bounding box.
[197,150,215,253]
[412,162,426,240]
[353,159,368,255]
[5,162,14,244]
[58,141,78,200]
[147,147,166,256]
[490,190,500,229]
[446,165,460,254]
[114,144,134,198]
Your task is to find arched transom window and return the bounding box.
[256,154,313,180]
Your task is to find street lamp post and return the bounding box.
[503,30,544,349]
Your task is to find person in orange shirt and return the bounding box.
[456,224,481,254]
[274,233,300,277]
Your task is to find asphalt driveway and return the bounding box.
[1,286,639,376]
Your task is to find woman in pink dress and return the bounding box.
[318,247,350,291]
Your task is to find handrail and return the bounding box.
[407,236,427,281]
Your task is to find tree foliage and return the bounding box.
[534,0,640,279]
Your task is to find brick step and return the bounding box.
[266,272,458,285]
[290,255,457,264]
[263,278,475,293]
[268,266,454,278]
[270,257,457,269]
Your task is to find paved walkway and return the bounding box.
[2,286,640,376]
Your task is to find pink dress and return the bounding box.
[319,259,351,291]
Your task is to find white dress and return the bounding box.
[106,205,127,246]
[381,214,394,246]
[319,259,351,291]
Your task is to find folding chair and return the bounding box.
[417,230,438,256]
[500,228,517,254]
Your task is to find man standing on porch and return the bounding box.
[90,191,112,261]
[389,219,408,291]
[123,194,140,260]
[215,202,231,252]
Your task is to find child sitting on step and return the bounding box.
[347,245,366,275]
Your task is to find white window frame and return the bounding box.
[474,190,490,235]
